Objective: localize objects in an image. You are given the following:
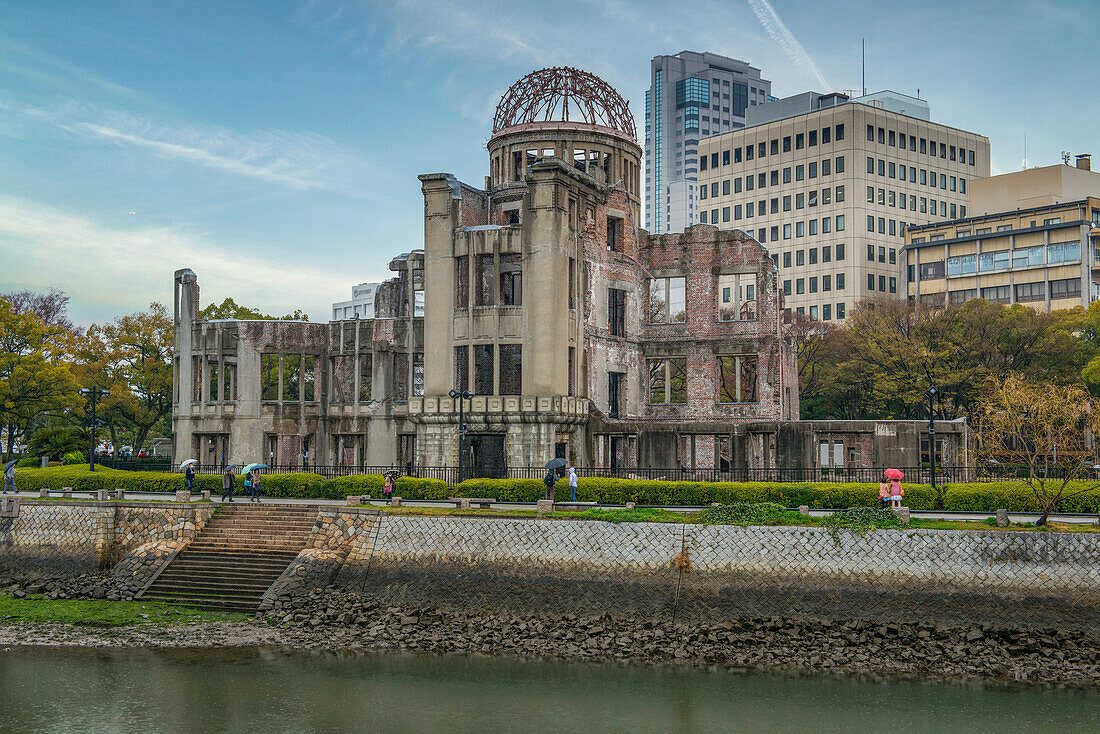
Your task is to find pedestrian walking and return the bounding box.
[185,464,195,492]
[243,471,253,501]
[878,473,890,509]
[221,468,235,502]
[568,466,578,503]
[383,470,396,501]
[543,469,557,502]
[250,470,262,502]
[3,463,15,494]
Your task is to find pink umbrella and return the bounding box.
[884,468,904,480]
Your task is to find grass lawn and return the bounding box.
[0,595,248,627]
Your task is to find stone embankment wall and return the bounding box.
[0,501,215,587]
[266,513,1100,629]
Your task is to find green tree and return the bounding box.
[99,303,174,457]
[199,297,308,321]
[0,297,81,455]
[26,426,84,461]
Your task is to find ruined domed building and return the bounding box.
[173,69,963,476]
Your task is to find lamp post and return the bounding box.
[78,388,110,472]
[926,385,939,490]
[448,388,473,483]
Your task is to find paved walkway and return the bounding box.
[8,490,1098,525]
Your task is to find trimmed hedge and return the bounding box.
[454,477,937,509]
[942,482,1100,513]
[318,475,447,500]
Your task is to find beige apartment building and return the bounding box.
[697,91,990,320]
[904,157,1100,310]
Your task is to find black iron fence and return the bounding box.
[137,464,1013,486]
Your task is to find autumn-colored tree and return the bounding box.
[0,297,81,455]
[71,324,136,456]
[975,374,1100,525]
[199,298,308,321]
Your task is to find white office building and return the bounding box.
[331,282,382,320]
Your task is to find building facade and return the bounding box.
[172,67,798,474]
[644,51,771,235]
[331,282,384,320]
[696,91,990,320]
[904,158,1100,310]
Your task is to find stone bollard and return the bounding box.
[62,487,72,499]
[996,508,1009,527]
[892,506,910,523]
[459,498,471,510]
[625,502,636,511]
[536,499,553,515]
[346,495,361,506]
[390,496,402,507]
[97,490,109,501]
[39,488,49,498]
[115,489,126,500]
[175,490,191,503]
[200,490,210,502]
[799,505,809,516]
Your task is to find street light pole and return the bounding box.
[926,385,939,490]
[448,388,474,483]
[78,388,110,472]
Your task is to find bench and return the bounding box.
[553,501,598,512]
[442,497,495,510]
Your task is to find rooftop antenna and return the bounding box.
[861,38,866,97]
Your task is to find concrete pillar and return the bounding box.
[625,502,636,511]
[346,495,361,506]
[536,499,553,514]
[996,508,1008,527]
[62,487,72,499]
[799,505,809,516]
[390,496,402,507]
[458,498,471,510]
[200,490,210,502]
[115,489,126,500]
[892,506,910,523]
[175,490,191,503]
[97,490,109,501]
[38,488,48,498]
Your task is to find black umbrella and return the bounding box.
[544,458,568,471]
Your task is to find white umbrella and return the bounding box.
[178,459,198,470]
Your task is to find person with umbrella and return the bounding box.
[884,468,905,509]
[3,459,17,494]
[250,469,262,502]
[567,465,578,503]
[544,458,567,502]
[184,464,195,492]
[383,470,398,502]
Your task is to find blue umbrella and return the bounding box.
[240,463,268,475]
[3,459,17,472]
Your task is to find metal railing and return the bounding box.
[152,464,996,486]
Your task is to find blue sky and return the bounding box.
[1,0,1095,324]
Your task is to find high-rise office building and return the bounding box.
[696,90,990,320]
[645,51,770,234]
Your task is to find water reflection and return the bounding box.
[0,646,1097,733]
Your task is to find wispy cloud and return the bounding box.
[748,0,830,90]
[0,195,361,324]
[0,98,387,196]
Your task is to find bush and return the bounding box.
[16,456,40,468]
[318,475,447,500]
[62,451,86,466]
[451,477,937,509]
[942,482,1100,513]
[701,502,786,525]
[822,506,907,535]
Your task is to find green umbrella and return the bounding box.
[240,463,267,475]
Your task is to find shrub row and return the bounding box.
[454,477,937,509]
[12,467,1100,512]
[11,467,447,500]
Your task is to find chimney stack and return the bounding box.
[1076,154,1091,171]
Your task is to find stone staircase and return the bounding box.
[139,504,318,612]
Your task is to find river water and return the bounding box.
[0,646,1097,733]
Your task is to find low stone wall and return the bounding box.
[268,513,1100,629]
[0,501,215,585]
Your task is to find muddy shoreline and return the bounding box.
[3,592,1098,689]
